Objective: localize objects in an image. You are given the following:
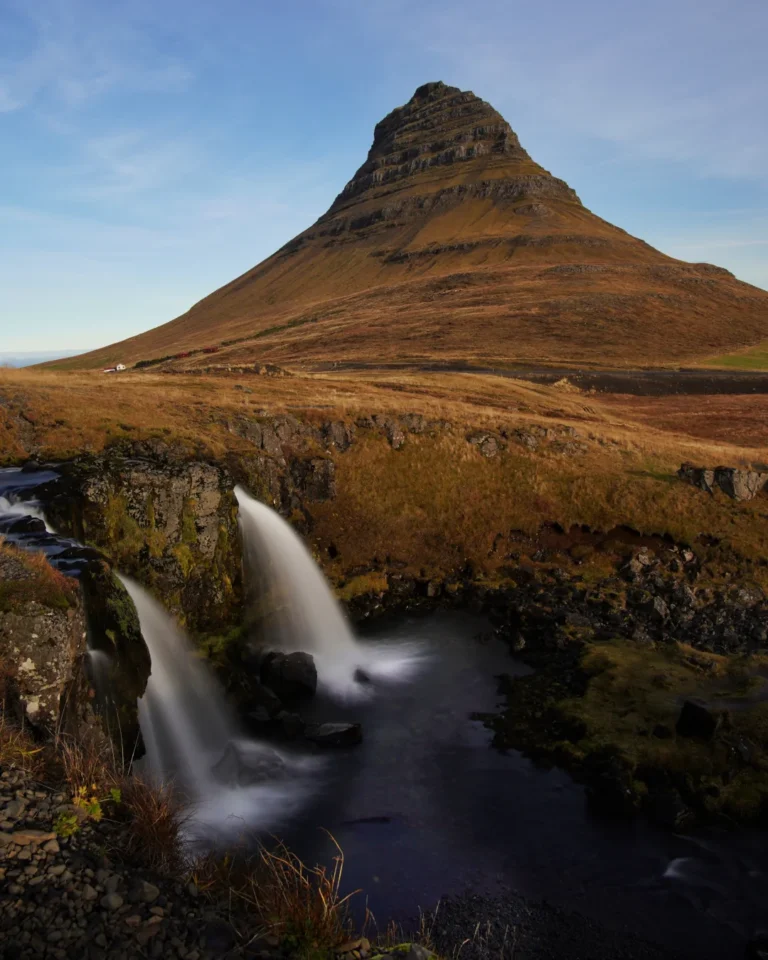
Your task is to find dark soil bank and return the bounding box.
[316,362,768,396]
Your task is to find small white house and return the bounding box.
[115,363,126,371]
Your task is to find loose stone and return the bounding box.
[101,893,124,911]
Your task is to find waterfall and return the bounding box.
[85,649,112,708]
[0,467,57,532]
[120,576,319,842]
[0,495,52,530]
[235,486,425,699]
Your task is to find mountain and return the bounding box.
[61,81,768,371]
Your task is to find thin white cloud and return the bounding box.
[0,0,192,113]
[68,130,203,200]
[344,0,768,183]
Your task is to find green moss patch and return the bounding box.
[490,638,768,823]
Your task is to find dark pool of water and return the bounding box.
[4,468,766,958]
[282,611,768,960]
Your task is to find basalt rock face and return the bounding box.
[325,80,578,221]
[42,448,242,633]
[0,518,150,754]
[64,81,768,372]
[0,547,89,733]
[78,563,150,755]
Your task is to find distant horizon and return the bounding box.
[2,0,766,352]
[0,349,91,368]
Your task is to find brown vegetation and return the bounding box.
[2,366,768,588]
[0,538,79,613]
[600,393,768,449]
[0,711,46,777]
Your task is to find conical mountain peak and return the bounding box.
[64,82,768,372]
[329,81,558,213]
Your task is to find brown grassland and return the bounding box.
[2,366,768,587]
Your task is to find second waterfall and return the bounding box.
[235,486,425,700]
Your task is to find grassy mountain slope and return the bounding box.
[56,81,768,372]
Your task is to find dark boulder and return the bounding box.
[275,710,306,739]
[0,515,46,535]
[246,706,272,729]
[677,462,715,494]
[305,722,363,747]
[243,676,284,716]
[260,651,317,700]
[676,698,723,740]
[246,707,305,739]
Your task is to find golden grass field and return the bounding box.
[2,366,767,584]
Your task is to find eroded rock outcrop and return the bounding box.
[42,449,242,632]
[0,545,87,731]
[678,462,768,501]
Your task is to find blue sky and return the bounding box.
[1,0,766,353]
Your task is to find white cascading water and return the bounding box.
[85,649,112,705]
[235,485,426,699]
[0,495,52,530]
[119,575,320,842]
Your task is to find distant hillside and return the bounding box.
[58,81,768,372]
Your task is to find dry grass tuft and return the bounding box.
[53,726,187,872]
[57,730,118,796]
[120,774,189,873]
[240,834,357,950]
[0,710,46,777]
[192,833,359,953]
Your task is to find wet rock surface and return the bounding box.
[36,451,242,633]
[260,651,318,701]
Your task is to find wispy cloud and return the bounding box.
[348,0,768,183]
[0,0,192,113]
[68,130,203,200]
